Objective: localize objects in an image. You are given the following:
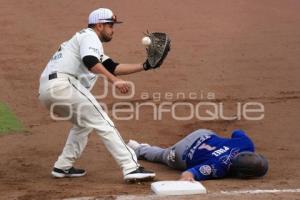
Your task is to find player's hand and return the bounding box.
[114,78,130,94]
[179,171,195,182]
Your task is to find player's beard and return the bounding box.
[99,31,113,42]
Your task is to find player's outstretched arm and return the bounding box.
[90,63,130,94]
[114,63,144,75]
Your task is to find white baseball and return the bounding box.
[142,36,151,46]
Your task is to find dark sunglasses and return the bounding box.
[101,15,122,24]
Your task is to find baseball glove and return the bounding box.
[143,32,171,70]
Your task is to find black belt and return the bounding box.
[49,73,58,80]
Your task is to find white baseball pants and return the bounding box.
[38,73,139,176]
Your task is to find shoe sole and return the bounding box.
[124,173,156,182]
[125,176,155,183]
[51,171,86,178]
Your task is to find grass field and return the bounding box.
[0,102,23,134]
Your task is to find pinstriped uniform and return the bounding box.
[39,28,139,176]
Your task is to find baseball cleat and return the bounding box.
[127,139,150,151]
[124,167,156,182]
[51,167,86,178]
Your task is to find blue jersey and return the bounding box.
[183,130,254,181]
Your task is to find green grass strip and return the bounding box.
[0,102,23,134]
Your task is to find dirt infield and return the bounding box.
[0,0,300,199]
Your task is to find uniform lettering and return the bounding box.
[51,52,63,61]
[199,143,216,151]
[187,135,211,159]
[79,29,86,34]
[212,146,229,157]
[88,47,100,56]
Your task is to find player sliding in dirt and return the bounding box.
[128,129,268,181]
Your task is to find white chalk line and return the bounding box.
[220,188,300,195]
[115,188,300,199]
[63,188,300,200]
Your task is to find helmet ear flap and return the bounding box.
[257,154,269,176]
[230,151,268,179]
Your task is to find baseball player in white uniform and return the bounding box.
[38,8,155,182]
